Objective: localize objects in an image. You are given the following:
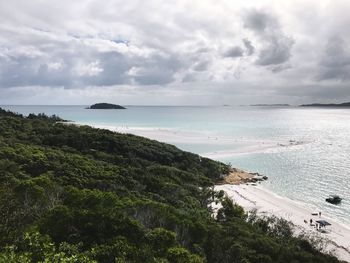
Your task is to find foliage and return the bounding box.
[0,231,95,262]
[0,108,340,262]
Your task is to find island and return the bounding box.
[86,102,126,109]
[300,102,350,107]
[250,104,290,107]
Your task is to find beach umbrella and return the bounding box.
[316,220,331,227]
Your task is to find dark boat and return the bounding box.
[325,195,342,204]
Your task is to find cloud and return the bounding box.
[256,35,294,66]
[192,60,210,72]
[0,27,184,87]
[318,36,350,81]
[0,54,71,87]
[243,39,255,56]
[243,9,278,33]
[74,61,103,76]
[0,0,350,105]
[223,39,255,59]
[224,46,244,58]
[243,9,294,68]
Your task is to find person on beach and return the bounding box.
[310,219,313,225]
[319,212,321,217]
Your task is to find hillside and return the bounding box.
[0,108,340,263]
[301,102,350,107]
[250,104,290,107]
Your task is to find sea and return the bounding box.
[2,105,350,226]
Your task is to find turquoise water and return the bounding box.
[2,105,350,226]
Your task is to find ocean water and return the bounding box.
[2,105,350,226]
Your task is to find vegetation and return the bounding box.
[0,108,340,262]
[300,102,350,107]
[87,103,126,109]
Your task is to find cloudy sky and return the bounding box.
[1,0,350,105]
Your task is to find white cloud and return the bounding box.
[47,61,64,71]
[74,61,103,76]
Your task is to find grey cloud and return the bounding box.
[133,69,174,85]
[256,36,294,66]
[132,54,184,85]
[243,9,294,68]
[270,63,291,73]
[0,55,72,87]
[318,36,350,81]
[182,73,196,83]
[243,39,255,56]
[0,36,184,88]
[224,39,255,59]
[85,51,131,86]
[243,9,278,32]
[193,60,210,71]
[134,54,186,85]
[273,83,350,101]
[224,46,244,58]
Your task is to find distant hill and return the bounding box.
[87,103,126,109]
[301,102,350,107]
[250,104,290,107]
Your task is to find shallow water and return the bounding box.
[2,105,350,225]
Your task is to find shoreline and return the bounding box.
[214,184,350,262]
[88,123,309,158]
[217,168,268,185]
[77,122,350,261]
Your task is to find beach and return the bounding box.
[110,123,350,261]
[88,122,350,261]
[93,122,350,261]
[92,124,306,158]
[214,183,350,262]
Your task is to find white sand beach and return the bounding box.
[214,184,350,262]
[91,124,308,157]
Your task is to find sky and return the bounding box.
[0,0,350,105]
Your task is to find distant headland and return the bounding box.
[250,104,290,107]
[86,103,126,109]
[300,102,350,108]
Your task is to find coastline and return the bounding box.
[85,122,350,261]
[213,184,350,262]
[89,124,308,158]
[216,168,267,185]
